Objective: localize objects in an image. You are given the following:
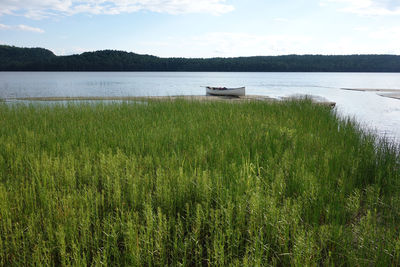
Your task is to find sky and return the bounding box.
[0,0,400,58]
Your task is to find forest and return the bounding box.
[1,44,400,72]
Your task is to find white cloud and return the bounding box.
[0,23,44,33]
[314,31,400,55]
[317,37,372,54]
[368,27,400,53]
[353,26,369,31]
[274,18,289,22]
[368,26,400,39]
[16,24,45,33]
[0,0,234,19]
[136,30,400,57]
[323,0,400,15]
[138,32,313,57]
[0,23,12,30]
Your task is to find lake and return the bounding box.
[1,72,400,142]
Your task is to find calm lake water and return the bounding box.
[1,72,400,142]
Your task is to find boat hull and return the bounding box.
[206,87,245,96]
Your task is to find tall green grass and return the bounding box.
[0,99,399,266]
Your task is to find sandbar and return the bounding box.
[2,95,336,107]
[378,93,400,100]
[341,88,400,92]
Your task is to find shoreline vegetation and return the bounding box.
[0,99,399,265]
[2,45,400,72]
[1,95,337,107]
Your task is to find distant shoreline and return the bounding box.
[2,45,400,72]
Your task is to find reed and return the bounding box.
[0,99,399,266]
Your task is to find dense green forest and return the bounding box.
[1,45,400,72]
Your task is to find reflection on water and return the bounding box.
[1,72,400,142]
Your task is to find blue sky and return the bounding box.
[1,0,400,57]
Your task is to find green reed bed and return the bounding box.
[0,100,399,266]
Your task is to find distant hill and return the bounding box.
[1,45,400,72]
[0,45,56,70]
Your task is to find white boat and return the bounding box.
[206,86,245,96]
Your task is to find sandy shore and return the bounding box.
[341,88,400,101]
[3,95,336,107]
[10,95,274,102]
[341,88,400,92]
[378,93,400,100]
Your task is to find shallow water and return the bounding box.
[1,72,400,141]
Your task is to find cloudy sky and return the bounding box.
[0,0,400,57]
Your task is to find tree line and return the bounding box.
[1,45,400,72]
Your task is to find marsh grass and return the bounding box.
[0,99,399,266]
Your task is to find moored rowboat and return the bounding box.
[206,86,245,96]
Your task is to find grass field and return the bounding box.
[0,100,399,266]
